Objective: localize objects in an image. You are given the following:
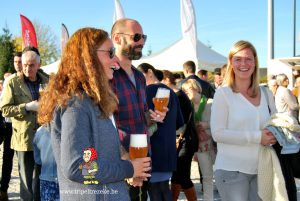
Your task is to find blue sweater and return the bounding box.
[51,94,133,200]
[146,83,184,172]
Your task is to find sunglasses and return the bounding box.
[97,47,115,59]
[118,33,147,42]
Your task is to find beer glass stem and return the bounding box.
[139,186,142,201]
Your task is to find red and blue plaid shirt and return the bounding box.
[111,66,148,150]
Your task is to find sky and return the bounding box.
[0,0,299,68]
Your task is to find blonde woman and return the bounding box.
[182,79,215,201]
[210,40,278,201]
[275,73,299,119]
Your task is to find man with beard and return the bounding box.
[1,48,48,201]
[111,18,165,201]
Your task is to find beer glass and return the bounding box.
[39,83,47,99]
[129,134,148,201]
[152,88,170,112]
[129,134,148,159]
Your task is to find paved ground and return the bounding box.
[1,143,299,200]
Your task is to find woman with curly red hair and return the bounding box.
[38,27,151,200]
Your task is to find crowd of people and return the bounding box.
[0,18,300,201]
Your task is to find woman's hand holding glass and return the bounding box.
[129,157,151,186]
[149,108,168,123]
[127,134,151,186]
[150,88,170,122]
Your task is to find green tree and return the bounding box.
[0,26,15,79]
[33,20,59,66]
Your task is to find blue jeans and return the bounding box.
[40,180,59,201]
[214,170,262,201]
[148,180,172,201]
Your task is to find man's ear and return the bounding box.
[112,33,121,45]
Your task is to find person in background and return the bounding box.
[38,27,151,200]
[111,18,165,200]
[138,63,184,201]
[268,78,278,96]
[173,72,185,85]
[212,68,223,90]
[0,52,22,201]
[162,70,198,201]
[220,64,227,79]
[275,73,299,119]
[0,73,12,201]
[292,76,300,97]
[197,69,208,81]
[292,76,300,122]
[33,125,59,201]
[178,60,215,99]
[211,40,277,201]
[182,79,215,201]
[1,48,48,201]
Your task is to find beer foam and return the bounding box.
[130,134,148,147]
[155,88,170,98]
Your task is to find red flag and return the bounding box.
[61,23,69,55]
[20,14,38,49]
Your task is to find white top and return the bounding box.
[211,86,276,174]
[109,115,117,128]
[275,86,299,118]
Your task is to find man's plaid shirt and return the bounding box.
[111,66,148,150]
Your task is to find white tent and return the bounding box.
[133,0,226,72]
[132,37,227,72]
[41,59,60,74]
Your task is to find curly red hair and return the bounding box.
[38,28,118,124]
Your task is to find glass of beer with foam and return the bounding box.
[129,134,148,201]
[152,88,170,112]
[129,134,148,160]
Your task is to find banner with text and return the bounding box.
[20,14,38,49]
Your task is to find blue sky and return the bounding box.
[0,0,299,68]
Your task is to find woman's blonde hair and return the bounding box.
[182,79,202,94]
[38,27,118,124]
[223,40,260,97]
[276,73,288,86]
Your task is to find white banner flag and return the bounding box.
[61,23,69,55]
[113,0,125,23]
[180,0,197,52]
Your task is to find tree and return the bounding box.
[33,20,59,66]
[0,26,15,79]
[13,20,60,66]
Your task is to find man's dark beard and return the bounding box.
[122,45,143,60]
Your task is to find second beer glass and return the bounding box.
[152,88,170,112]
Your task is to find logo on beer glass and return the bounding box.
[129,134,148,160]
[152,88,170,112]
